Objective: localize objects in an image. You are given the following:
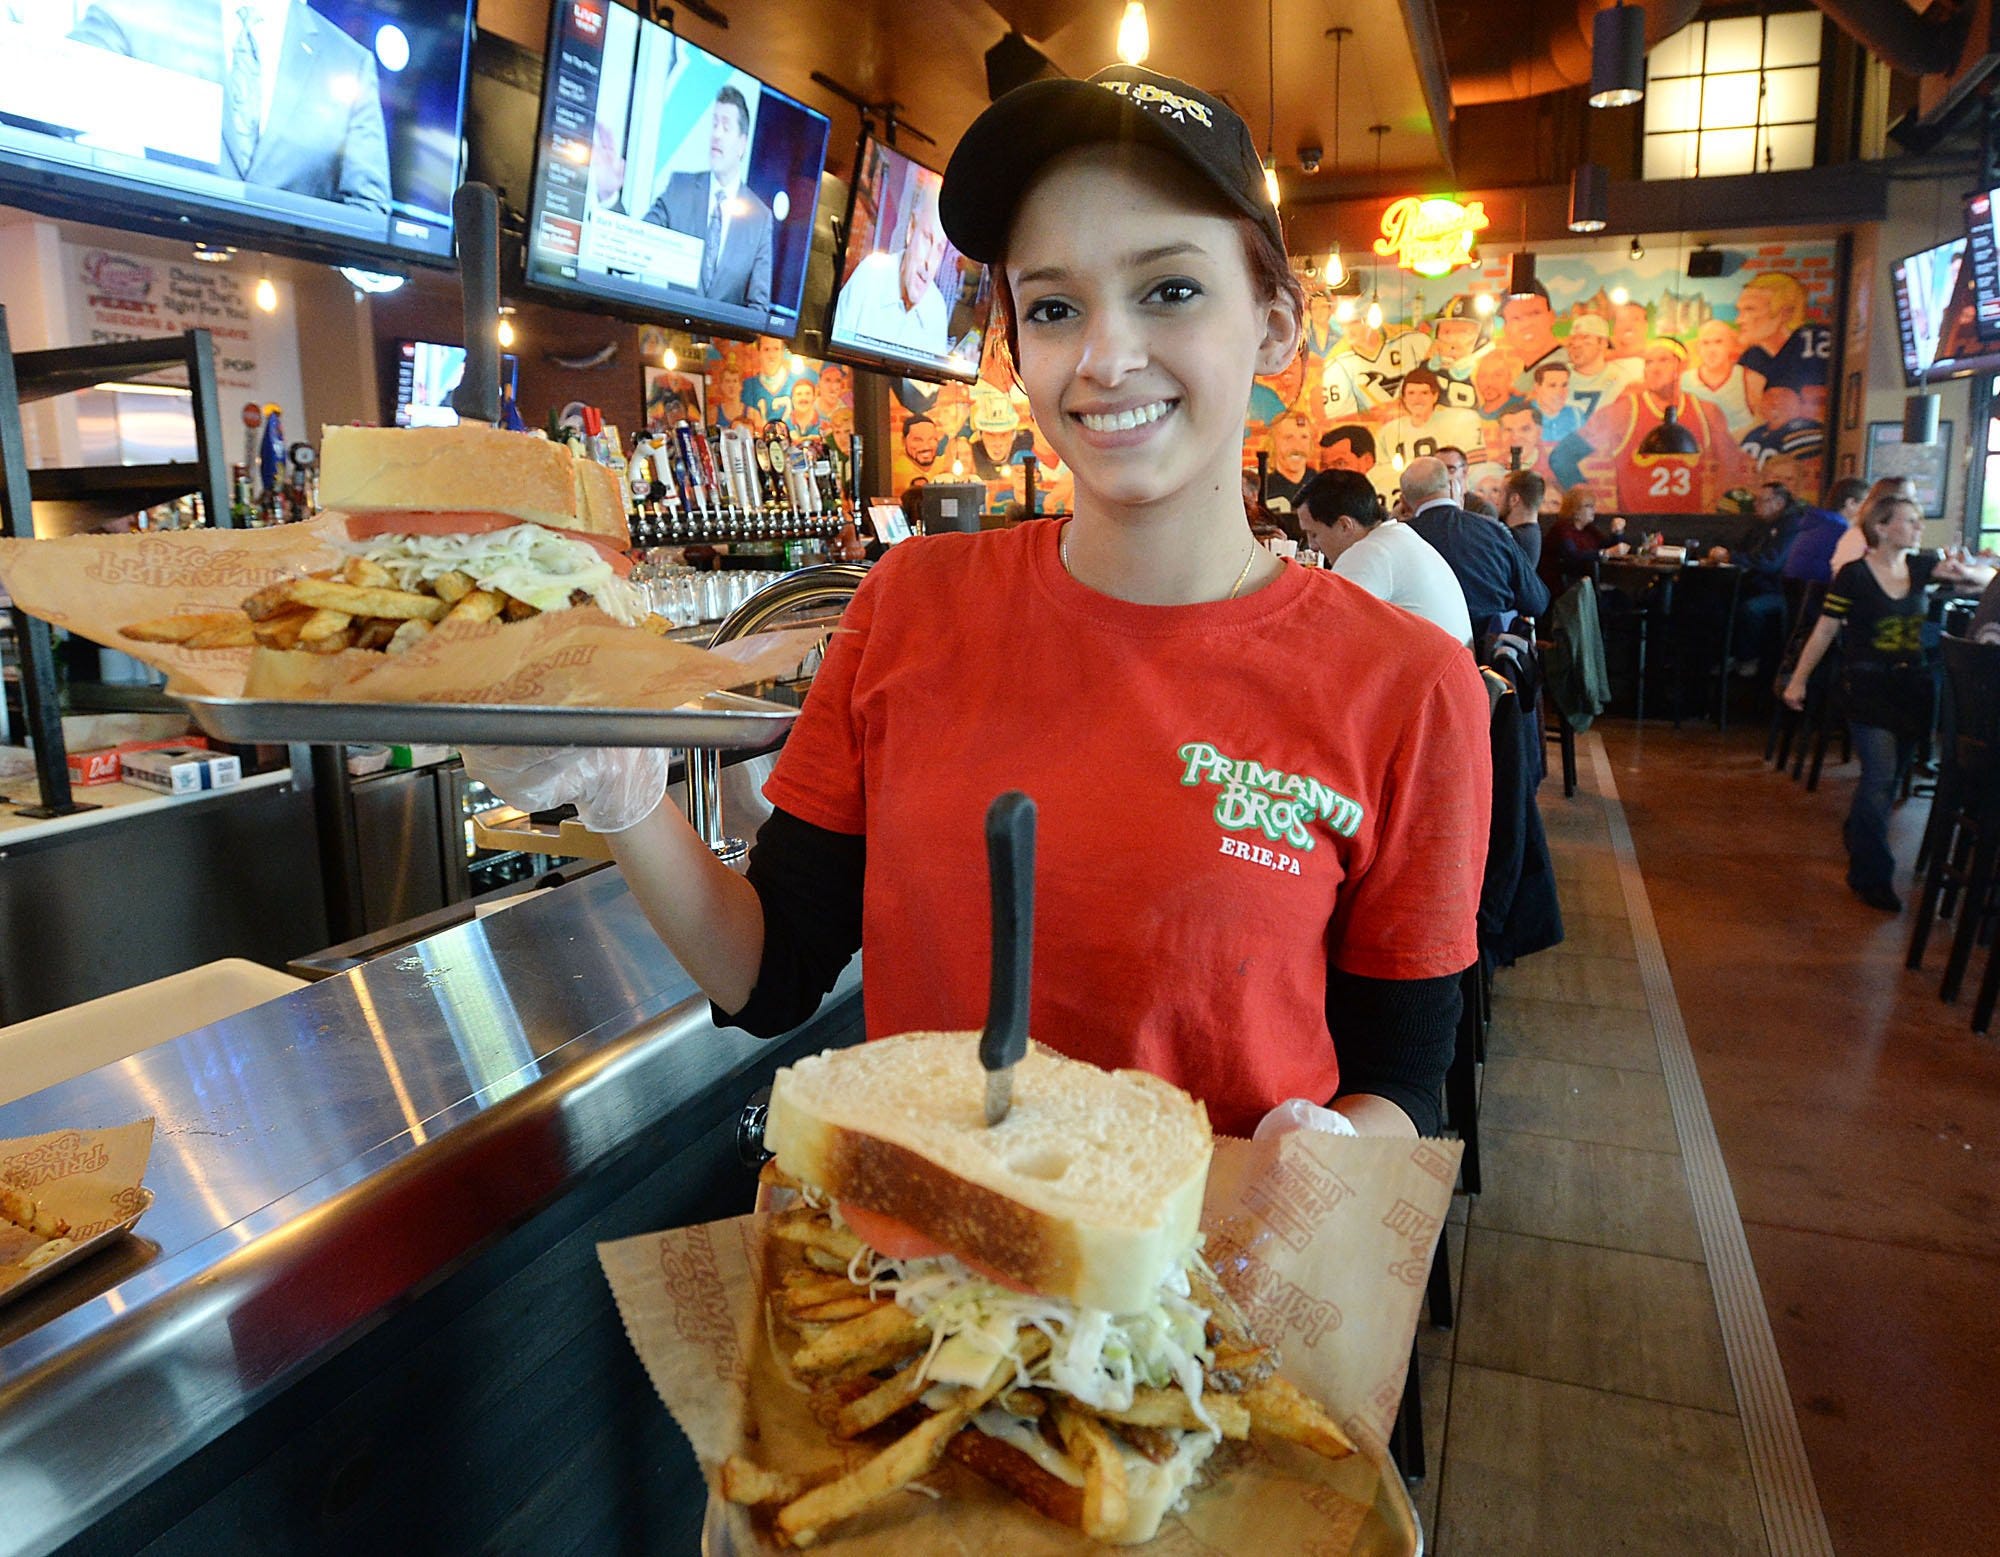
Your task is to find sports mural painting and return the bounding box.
[1253,238,1838,518]
[887,232,1838,521]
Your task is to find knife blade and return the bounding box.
[981,791,1036,1126]
[449,181,502,428]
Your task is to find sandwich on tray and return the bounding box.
[121,423,652,655]
[726,1032,1356,1548]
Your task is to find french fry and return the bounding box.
[287,575,450,622]
[719,1454,816,1507]
[0,1187,67,1239]
[1052,1402,1130,1543]
[641,614,674,636]
[185,618,257,649]
[802,1247,852,1273]
[444,588,504,625]
[777,1335,1048,1546]
[386,619,432,655]
[758,1161,801,1192]
[120,610,249,644]
[241,580,305,621]
[791,1294,891,1324]
[302,627,354,654]
[995,1388,1046,1418]
[297,607,353,644]
[251,607,314,650]
[1115,1422,1178,1464]
[789,1302,928,1382]
[1093,1386,1250,1439]
[769,1210,862,1264]
[1207,1340,1279,1394]
[342,556,394,588]
[353,617,401,651]
[501,592,538,621]
[782,1271,865,1307]
[1242,1376,1356,1461]
[833,1355,928,1439]
[430,569,476,604]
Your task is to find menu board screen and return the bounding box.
[525,0,830,339]
[1964,190,2000,341]
[1892,239,1965,385]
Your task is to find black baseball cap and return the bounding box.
[940,65,1285,265]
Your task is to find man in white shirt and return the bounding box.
[1295,468,1473,646]
[831,177,951,363]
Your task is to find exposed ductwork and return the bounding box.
[1450,0,1972,107]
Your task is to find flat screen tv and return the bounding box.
[388,339,516,426]
[1909,237,2000,382]
[826,135,990,383]
[523,0,830,339]
[0,2,473,269]
[1964,189,2000,341]
[1891,239,1966,386]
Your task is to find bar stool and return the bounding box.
[1907,636,2000,999]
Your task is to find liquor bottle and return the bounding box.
[229,464,254,527]
[258,407,284,497]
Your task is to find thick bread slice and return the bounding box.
[570,453,632,543]
[320,424,625,537]
[765,1032,1211,1314]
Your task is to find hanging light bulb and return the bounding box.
[1325,246,1347,288]
[1392,449,1406,472]
[791,353,807,376]
[663,346,679,371]
[1472,292,1497,317]
[496,308,517,348]
[1628,235,1645,261]
[1335,296,1358,323]
[1264,160,1281,209]
[1609,285,1630,307]
[1116,1,1149,65]
[254,275,278,312]
[1366,297,1383,331]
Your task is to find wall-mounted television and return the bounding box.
[1964,190,2000,342]
[826,135,989,384]
[1891,239,1966,386]
[0,2,473,269]
[523,0,830,339]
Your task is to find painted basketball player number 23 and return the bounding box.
[1374,197,1489,279]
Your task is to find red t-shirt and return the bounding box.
[763,521,1491,1137]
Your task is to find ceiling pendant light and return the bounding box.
[1590,1,1647,108]
[1366,296,1384,331]
[254,275,278,312]
[1263,0,1281,211]
[1628,235,1645,261]
[1904,391,1941,445]
[1325,247,1347,287]
[1637,402,1699,457]
[1335,296,1358,323]
[1507,251,1537,297]
[1116,2,1149,65]
[1568,162,1608,232]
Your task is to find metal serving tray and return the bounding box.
[174,689,799,750]
[0,1189,155,1311]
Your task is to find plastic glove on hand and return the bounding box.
[459,745,669,834]
[1252,1097,1360,1142]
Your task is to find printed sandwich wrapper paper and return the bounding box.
[0,519,818,708]
[0,1119,155,1293]
[600,1131,1462,1555]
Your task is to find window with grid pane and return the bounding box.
[1643,12,1822,179]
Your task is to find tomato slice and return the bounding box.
[342,509,635,577]
[838,1202,1040,1294]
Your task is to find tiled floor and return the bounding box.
[1409,744,1774,1555]
[1600,722,2000,1556]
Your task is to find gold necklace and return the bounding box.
[1061,529,1260,601]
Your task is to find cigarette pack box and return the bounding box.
[120,747,239,795]
[65,748,123,787]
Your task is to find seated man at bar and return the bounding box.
[1435,444,1497,517]
[1403,456,1549,636]
[1784,476,1868,586]
[1716,479,1810,678]
[1295,468,1472,645]
[1498,469,1545,572]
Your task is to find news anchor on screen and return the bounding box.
[642,85,773,310]
[68,0,392,214]
[830,178,950,361]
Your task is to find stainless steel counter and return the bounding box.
[0,868,860,1557]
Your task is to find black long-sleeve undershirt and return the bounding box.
[715,806,1459,1136]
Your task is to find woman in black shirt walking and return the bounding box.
[1783,494,1932,911]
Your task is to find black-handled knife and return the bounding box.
[981,791,1036,1126]
[450,181,502,428]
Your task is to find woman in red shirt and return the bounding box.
[469,68,1491,1140]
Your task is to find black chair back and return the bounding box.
[1941,596,1977,639]
[1940,636,2000,777]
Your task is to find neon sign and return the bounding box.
[1374,197,1488,279]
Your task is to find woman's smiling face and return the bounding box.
[1004,147,1296,516]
